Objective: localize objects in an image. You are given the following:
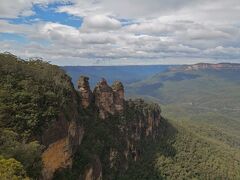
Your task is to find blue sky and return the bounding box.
[0,0,240,65]
[8,3,83,28]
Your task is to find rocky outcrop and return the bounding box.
[41,90,84,180]
[93,78,115,119]
[112,81,125,113]
[78,76,93,108]
[0,53,166,180]
[93,78,125,119]
[77,77,125,119]
[41,120,84,180]
[41,76,162,179]
[41,138,71,180]
[124,99,162,162]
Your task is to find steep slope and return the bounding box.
[0,53,165,179]
[54,76,165,180]
[127,64,240,178]
[0,53,83,179]
[2,54,240,179]
[120,121,240,179]
[128,64,240,129]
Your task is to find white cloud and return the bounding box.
[0,0,240,65]
[81,15,121,32]
[0,0,34,18]
[57,0,207,19]
[0,0,68,18]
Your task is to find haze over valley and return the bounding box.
[1,0,240,179]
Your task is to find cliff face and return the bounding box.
[76,77,163,179]
[40,82,84,180]
[0,54,165,180]
[170,63,240,72]
[40,76,164,180]
[118,99,162,164]
[41,120,84,180]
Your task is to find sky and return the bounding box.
[0,0,240,66]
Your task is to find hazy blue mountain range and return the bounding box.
[63,63,240,152]
[62,63,240,178]
[64,63,240,151]
[62,65,172,88]
[1,53,240,179]
[127,65,240,151]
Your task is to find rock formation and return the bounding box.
[41,120,84,180]
[0,53,166,180]
[78,77,125,119]
[93,78,125,119]
[121,99,162,162]
[78,76,93,108]
[41,90,84,180]
[112,81,125,113]
[41,77,162,179]
[93,78,115,119]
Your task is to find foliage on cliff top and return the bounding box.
[112,81,124,90]
[0,53,78,179]
[0,52,76,137]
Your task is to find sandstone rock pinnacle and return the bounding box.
[93,78,125,119]
[78,76,93,108]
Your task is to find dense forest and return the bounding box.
[0,52,79,179]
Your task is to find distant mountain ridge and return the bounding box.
[1,53,240,179]
[170,63,240,71]
[0,53,165,179]
[62,65,171,88]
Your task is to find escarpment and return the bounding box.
[75,77,164,179]
[111,99,162,166]
[41,77,84,180]
[0,53,166,180]
[170,63,240,72]
[0,53,85,180]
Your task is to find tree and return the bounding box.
[0,156,30,180]
[0,129,44,178]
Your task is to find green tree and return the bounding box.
[0,129,44,178]
[0,156,30,180]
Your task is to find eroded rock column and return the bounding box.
[78,76,93,108]
[112,81,125,113]
[93,78,115,119]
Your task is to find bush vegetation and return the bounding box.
[0,53,77,178]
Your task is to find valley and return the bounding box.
[1,0,240,179]
[63,63,240,179]
[1,53,240,179]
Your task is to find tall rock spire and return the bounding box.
[93,78,125,119]
[77,76,125,119]
[93,78,115,119]
[78,76,93,108]
[112,81,125,113]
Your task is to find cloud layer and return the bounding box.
[0,0,240,65]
